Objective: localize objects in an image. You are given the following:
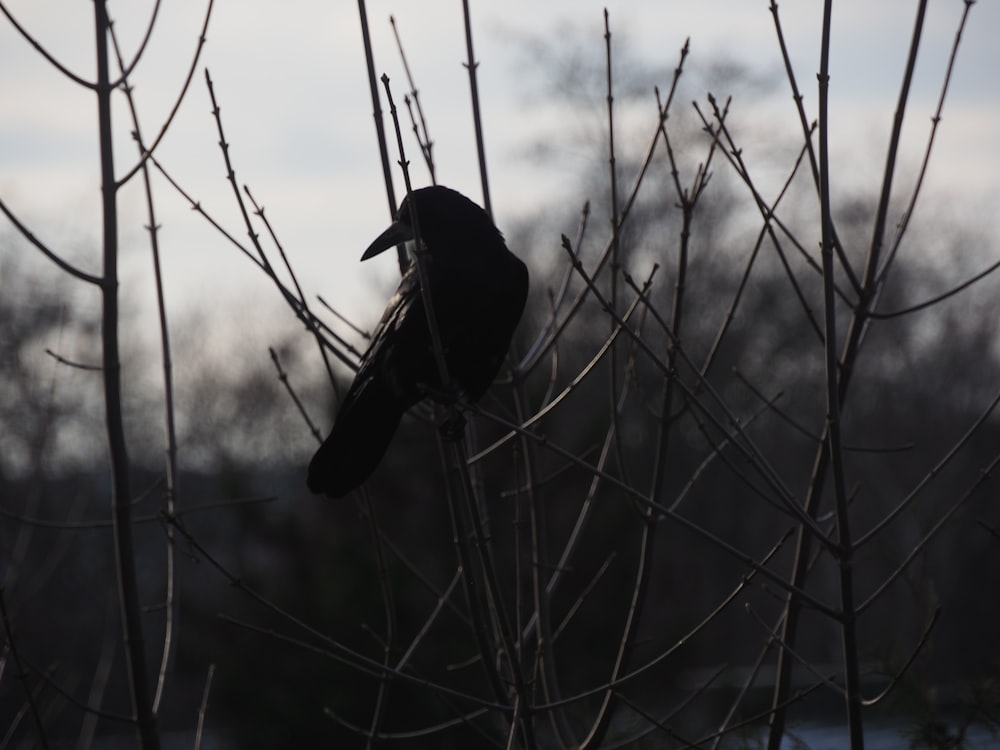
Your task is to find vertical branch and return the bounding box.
[771,4,931,747]
[453,439,536,749]
[879,0,975,283]
[193,664,216,750]
[768,0,861,294]
[356,0,406,273]
[603,9,629,486]
[381,74,518,730]
[649,86,694,503]
[604,8,620,317]
[880,0,972,283]
[437,433,509,709]
[580,13,649,747]
[866,0,928,296]
[94,2,160,748]
[519,395,574,745]
[109,23,178,717]
[361,492,396,748]
[143,120,179,721]
[139,61,178,730]
[814,1,864,747]
[461,0,491,217]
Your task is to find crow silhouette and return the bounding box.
[308,186,529,497]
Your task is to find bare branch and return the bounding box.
[461,0,491,216]
[0,196,102,285]
[390,15,435,182]
[878,0,975,283]
[0,1,95,88]
[356,0,406,273]
[862,607,941,706]
[115,0,214,187]
[269,346,322,443]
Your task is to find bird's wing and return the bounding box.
[307,269,428,497]
[347,268,432,408]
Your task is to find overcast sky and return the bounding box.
[1,1,998,336]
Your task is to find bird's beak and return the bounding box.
[361,220,413,261]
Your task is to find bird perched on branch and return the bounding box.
[307,185,529,498]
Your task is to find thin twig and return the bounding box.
[878,0,975,285]
[0,494,276,530]
[472,401,840,619]
[516,40,691,376]
[316,295,371,344]
[0,646,134,722]
[0,1,95,88]
[150,152,358,372]
[361,488,397,748]
[769,0,861,294]
[531,528,794,715]
[106,0,161,89]
[356,0,406,273]
[43,348,102,371]
[163,511,507,709]
[733,369,913,453]
[269,347,322,443]
[109,18,180,715]
[390,15,435,182]
[114,0,214,187]
[858,447,1000,613]
[454,437,536,748]
[469,266,650,464]
[562,234,832,544]
[193,664,215,750]
[461,0,491,216]
[518,200,590,372]
[380,75,454,397]
[324,703,494,744]
[244,186,339,389]
[869,256,1000,319]
[699,97,826,342]
[862,607,940,706]
[748,603,847,697]
[0,588,50,748]
[77,597,119,746]
[0,195,102,285]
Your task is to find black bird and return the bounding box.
[307,186,529,497]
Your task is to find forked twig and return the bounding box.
[390,15,435,182]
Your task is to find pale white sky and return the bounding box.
[1,1,998,337]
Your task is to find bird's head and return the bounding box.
[361,186,501,261]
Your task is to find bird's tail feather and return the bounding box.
[307,382,404,497]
